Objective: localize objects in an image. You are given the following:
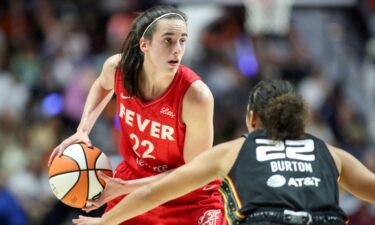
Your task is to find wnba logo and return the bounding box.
[198,210,221,225]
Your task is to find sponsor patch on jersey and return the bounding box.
[160,107,175,118]
[267,174,286,188]
[198,209,221,225]
[288,177,321,187]
[266,175,321,188]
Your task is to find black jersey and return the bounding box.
[219,129,346,224]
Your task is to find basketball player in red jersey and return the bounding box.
[48,5,225,225]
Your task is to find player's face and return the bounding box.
[145,19,187,74]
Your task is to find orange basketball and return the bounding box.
[48,143,113,208]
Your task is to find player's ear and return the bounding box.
[139,37,148,53]
[250,111,257,128]
[246,109,257,132]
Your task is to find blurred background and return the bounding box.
[0,0,375,224]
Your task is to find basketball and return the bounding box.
[48,143,113,208]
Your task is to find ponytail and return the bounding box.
[118,27,144,97]
[261,93,307,140]
[248,80,308,140]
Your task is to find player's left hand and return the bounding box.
[72,215,102,225]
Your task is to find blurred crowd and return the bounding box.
[0,0,375,224]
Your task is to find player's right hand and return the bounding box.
[48,131,92,167]
[83,171,129,213]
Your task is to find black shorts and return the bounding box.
[239,209,346,225]
[247,222,345,225]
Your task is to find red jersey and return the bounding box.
[107,65,225,225]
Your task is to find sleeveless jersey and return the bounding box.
[114,65,194,177]
[109,65,224,225]
[220,129,346,224]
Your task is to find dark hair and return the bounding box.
[248,80,308,140]
[118,5,187,97]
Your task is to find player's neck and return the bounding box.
[139,65,174,101]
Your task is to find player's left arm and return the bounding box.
[182,80,214,163]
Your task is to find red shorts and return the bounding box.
[105,161,227,225]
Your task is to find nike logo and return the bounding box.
[120,93,133,99]
[202,185,217,191]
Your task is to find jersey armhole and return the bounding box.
[322,142,340,178]
[177,79,201,126]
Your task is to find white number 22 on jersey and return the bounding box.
[130,133,156,159]
[255,139,315,162]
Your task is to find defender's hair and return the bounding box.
[117,5,187,97]
[248,80,308,140]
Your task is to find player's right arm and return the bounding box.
[48,54,121,166]
[73,137,245,225]
[328,144,375,203]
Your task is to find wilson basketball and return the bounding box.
[48,143,113,208]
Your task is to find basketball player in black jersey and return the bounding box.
[73,80,375,225]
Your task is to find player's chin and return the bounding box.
[166,64,179,73]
